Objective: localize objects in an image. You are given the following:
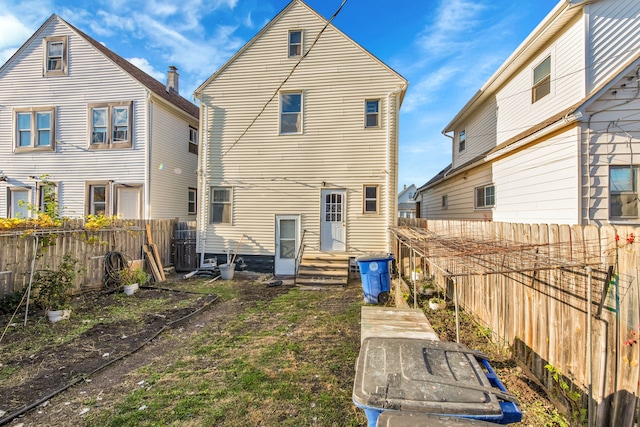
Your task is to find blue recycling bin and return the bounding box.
[357,254,394,304]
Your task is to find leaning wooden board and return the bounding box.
[143,244,163,282]
[145,224,166,281]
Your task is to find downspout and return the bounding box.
[386,84,406,252]
[198,102,209,268]
[145,90,152,219]
[442,132,455,178]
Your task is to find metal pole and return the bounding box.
[24,234,38,326]
[586,266,593,427]
[454,277,460,343]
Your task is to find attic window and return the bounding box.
[532,56,551,103]
[43,36,67,76]
[458,130,466,152]
[288,30,302,57]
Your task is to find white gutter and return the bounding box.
[387,84,406,252]
[485,112,581,162]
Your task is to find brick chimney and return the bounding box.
[166,66,179,94]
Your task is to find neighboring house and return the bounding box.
[415,0,640,226]
[398,184,417,219]
[194,0,407,275]
[0,15,199,220]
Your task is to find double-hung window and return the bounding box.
[188,188,197,215]
[288,30,302,57]
[532,56,551,103]
[37,181,58,216]
[458,130,466,152]
[14,108,55,152]
[9,188,30,218]
[610,166,639,220]
[280,92,302,134]
[89,102,132,149]
[363,185,379,214]
[43,36,67,76]
[475,184,495,209]
[365,100,380,128]
[87,183,109,216]
[210,187,232,224]
[188,126,198,154]
[442,195,448,209]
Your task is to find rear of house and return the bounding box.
[0,15,199,221]
[195,0,407,274]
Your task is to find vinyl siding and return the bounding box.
[419,164,494,221]
[0,18,148,218]
[588,0,640,91]
[199,1,405,256]
[493,127,579,224]
[148,101,199,220]
[452,98,497,170]
[584,64,640,225]
[495,15,585,145]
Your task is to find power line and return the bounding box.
[215,0,348,162]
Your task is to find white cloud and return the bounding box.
[0,14,35,50]
[417,0,487,57]
[127,57,165,81]
[402,64,461,112]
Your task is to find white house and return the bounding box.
[194,0,407,276]
[0,15,199,220]
[398,184,417,219]
[415,0,640,227]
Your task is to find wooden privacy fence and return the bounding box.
[395,218,639,427]
[0,219,178,298]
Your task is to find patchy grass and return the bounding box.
[84,286,363,427]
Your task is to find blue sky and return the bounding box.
[0,0,559,190]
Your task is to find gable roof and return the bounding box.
[194,0,407,98]
[0,14,199,119]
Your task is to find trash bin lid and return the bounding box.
[356,253,394,262]
[353,338,503,418]
[376,411,500,426]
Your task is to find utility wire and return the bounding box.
[216,0,348,161]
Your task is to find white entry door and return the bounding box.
[320,189,346,252]
[116,187,142,219]
[275,215,299,275]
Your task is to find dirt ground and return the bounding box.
[0,274,563,426]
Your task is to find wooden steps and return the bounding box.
[295,252,350,288]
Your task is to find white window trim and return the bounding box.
[363,184,379,214]
[475,184,495,209]
[14,107,56,152]
[210,186,233,224]
[88,101,133,149]
[458,130,466,152]
[365,99,380,129]
[43,36,67,76]
[279,92,303,135]
[532,55,551,103]
[288,29,303,58]
[8,187,31,218]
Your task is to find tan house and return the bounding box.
[194,0,407,276]
[0,15,199,220]
[415,0,640,227]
